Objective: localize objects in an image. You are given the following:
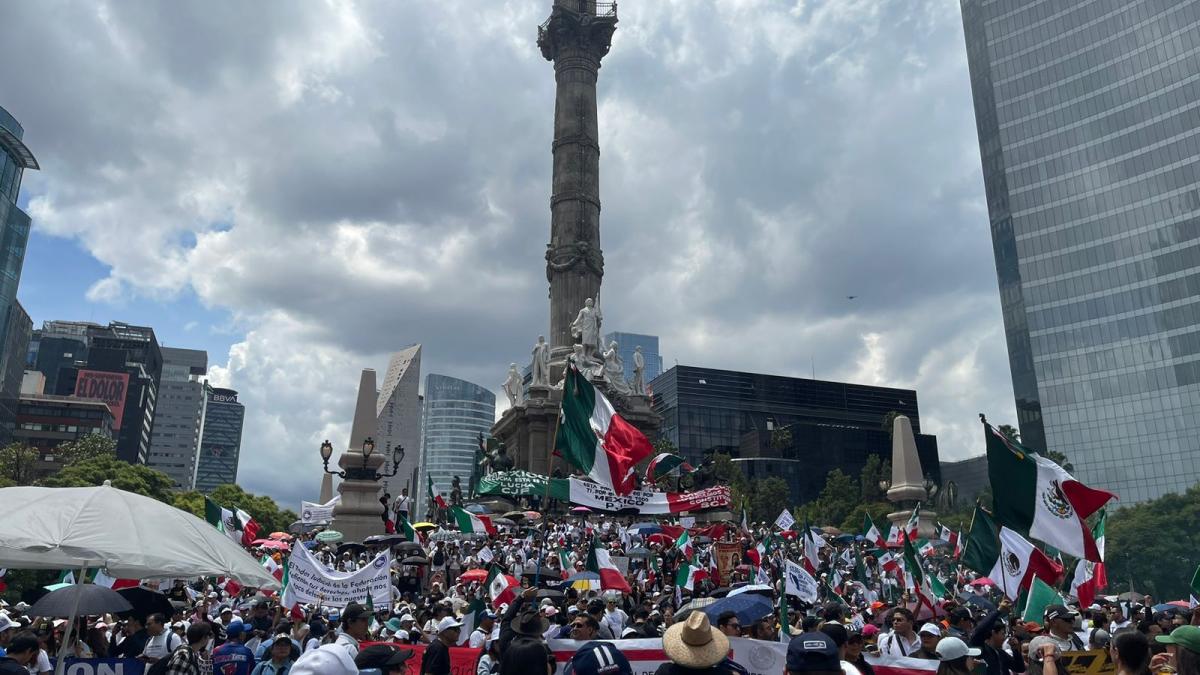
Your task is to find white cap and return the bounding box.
[291,644,357,675]
[935,637,981,661]
[436,616,463,633]
[0,614,13,633]
[400,614,416,623]
[919,623,943,637]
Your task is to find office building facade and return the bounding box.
[147,347,208,489]
[603,331,663,384]
[14,394,115,480]
[194,387,244,493]
[375,345,422,497]
[961,0,1200,502]
[0,106,38,445]
[650,365,939,505]
[417,374,495,520]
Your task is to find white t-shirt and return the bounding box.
[141,631,182,660]
[878,631,922,658]
[27,649,51,674]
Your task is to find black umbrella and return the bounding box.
[337,543,367,556]
[117,587,174,621]
[523,567,561,585]
[395,542,425,555]
[958,593,996,612]
[29,584,133,618]
[401,556,429,565]
[364,534,408,547]
[536,589,566,601]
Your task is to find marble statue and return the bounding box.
[602,340,632,395]
[531,335,551,387]
[632,345,646,395]
[503,363,524,407]
[570,297,603,362]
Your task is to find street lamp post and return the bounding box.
[319,437,405,482]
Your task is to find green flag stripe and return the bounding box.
[962,505,1001,576]
[984,424,1038,532]
[555,368,599,473]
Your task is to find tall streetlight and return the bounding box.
[319,437,404,482]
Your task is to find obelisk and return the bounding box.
[539,0,617,369]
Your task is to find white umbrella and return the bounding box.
[0,482,279,588]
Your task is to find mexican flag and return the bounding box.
[587,540,631,593]
[918,541,936,558]
[485,566,518,607]
[204,497,259,546]
[645,453,694,484]
[962,505,1060,600]
[556,365,654,496]
[801,517,820,573]
[863,514,885,548]
[878,550,901,573]
[901,533,937,611]
[1022,576,1067,623]
[452,506,496,535]
[558,548,572,579]
[676,556,709,591]
[984,420,1114,561]
[396,513,417,541]
[939,525,959,552]
[1069,510,1107,607]
[261,555,284,582]
[904,503,922,541]
[676,531,694,560]
[458,598,488,646]
[428,474,448,510]
[91,569,139,590]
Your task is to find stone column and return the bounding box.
[539,1,617,365]
[885,414,938,538]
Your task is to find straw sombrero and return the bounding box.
[662,612,730,669]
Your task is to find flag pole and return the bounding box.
[536,362,568,589]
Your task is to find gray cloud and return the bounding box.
[2,0,1016,507]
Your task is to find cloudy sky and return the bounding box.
[1,0,1016,508]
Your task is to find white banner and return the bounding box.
[477,547,494,564]
[566,477,731,514]
[774,509,796,530]
[280,543,392,609]
[300,496,340,524]
[785,559,819,603]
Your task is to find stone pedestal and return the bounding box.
[885,414,938,539]
[331,450,386,543]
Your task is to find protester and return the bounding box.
[658,612,734,675]
[1155,625,1200,675]
[934,637,980,675]
[422,616,461,675]
[0,633,38,674]
[786,631,843,675]
[500,611,554,675]
[878,608,921,657]
[290,644,357,675]
[249,634,295,675]
[143,613,184,664]
[915,623,943,659]
[164,623,213,675]
[357,644,414,675]
[211,620,256,675]
[565,641,633,675]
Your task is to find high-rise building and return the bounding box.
[194,387,244,493]
[650,365,940,505]
[602,331,663,383]
[14,394,115,480]
[147,348,208,489]
[961,0,1200,502]
[417,374,495,519]
[0,106,39,445]
[375,345,422,497]
[36,322,163,465]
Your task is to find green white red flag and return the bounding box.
[452,506,496,535]
[1069,510,1107,607]
[645,453,695,484]
[961,505,1061,600]
[587,540,631,593]
[863,514,885,549]
[428,474,448,510]
[485,565,518,607]
[984,420,1114,561]
[556,366,654,495]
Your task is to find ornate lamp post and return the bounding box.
[319,435,406,542]
[319,437,404,482]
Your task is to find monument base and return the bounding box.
[331,451,386,543]
[886,508,939,540]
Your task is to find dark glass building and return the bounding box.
[418,374,495,519]
[961,0,1200,502]
[194,387,245,493]
[15,394,115,480]
[649,365,940,505]
[0,105,38,445]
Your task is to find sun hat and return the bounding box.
[384,618,404,633]
[662,611,729,669]
[786,631,840,672]
[564,640,633,675]
[436,616,463,634]
[936,637,981,661]
[292,644,357,675]
[1157,625,1200,654]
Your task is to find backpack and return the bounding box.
[147,645,189,675]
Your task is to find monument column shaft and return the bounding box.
[539,2,615,356]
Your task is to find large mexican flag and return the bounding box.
[556,366,654,495]
[984,420,1113,561]
[962,505,1060,600]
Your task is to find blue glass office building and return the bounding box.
[962,0,1200,502]
[418,374,495,518]
[602,332,662,384]
[0,106,38,444]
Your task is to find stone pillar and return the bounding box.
[538,2,617,365]
[332,369,386,542]
[885,414,938,538]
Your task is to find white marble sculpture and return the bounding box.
[602,340,632,395]
[570,297,603,363]
[503,363,525,407]
[531,335,551,387]
[632,345,646,395]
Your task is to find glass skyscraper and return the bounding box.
[0,105,38,444]
[602,332,663,383]
[417,374,494,519]
[193,387,244,493]
[962,0,1200,502]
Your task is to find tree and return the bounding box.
[1041,449,1074,473]
[53,434,117,465]
[811,468,858,527]
[859,454,886,502]
[996,424,1020,443]
[39,454,176,503]
[1105,483,1200,600]
[749,477,791,524]
[0,443,39,486]
[707,452,748,512]
[202,484,298,534]
[881,411,902,437]
[770,427,793,452]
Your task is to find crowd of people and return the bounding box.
[0,510,1197,675]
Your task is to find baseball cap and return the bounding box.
[949,608,975,623]
[935,637,981,661]
[564,640,633,675]
[1157,625,1200,654]
[292,644,357,675]
[355,644,414,670]
[787,632,841,672]
[919,623,943,637]
[342,602,369,624]
[0,614,13,633]
[1043,605,1077,622]
[437,616,464,633]
[225,620,245,638]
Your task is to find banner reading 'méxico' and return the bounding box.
[563,477,730,514]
